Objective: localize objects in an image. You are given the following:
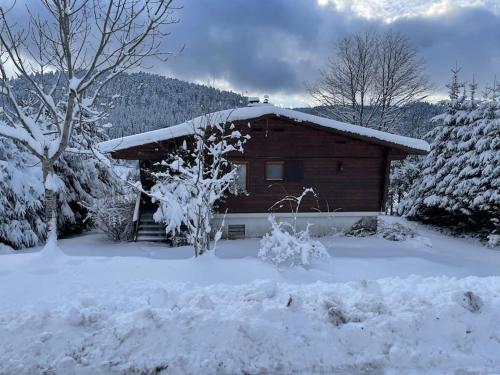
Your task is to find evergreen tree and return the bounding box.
[400,68,500,238]
[0,138,45,248]
[55,120,123,236]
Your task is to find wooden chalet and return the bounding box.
[99,100,430,241]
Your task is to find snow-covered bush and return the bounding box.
[55,153,122,237]
[487,234,500,248]
[0,243,15,254]
[0,124,122,249]
[258,215,329,268]
[376,219,417,241]
[259,216,329,269]
[88,195,136,242]
[345,217,377,237]
[259,189,329,269]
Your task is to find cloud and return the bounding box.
[317,0,500,22]
[155,0,500,105]
[4,0,500,106]
[391,7,500,95]
[156,0,373,105]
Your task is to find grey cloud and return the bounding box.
[5,1,500,103]
[159,1,500,102]
[390,7,500,94]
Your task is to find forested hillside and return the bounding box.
[100,72,246,138]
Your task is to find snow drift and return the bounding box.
[1,276,500,374]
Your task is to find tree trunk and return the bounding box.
[45,188,58,240]
[42,162,60,253]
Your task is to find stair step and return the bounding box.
[139,223,163,228]
[139,219,158,225]
[138,229,164,233]
[136,235,167,241]
[137,229,165,236]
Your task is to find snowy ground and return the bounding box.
[1,218,500,374]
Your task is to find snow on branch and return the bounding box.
[0,0,178,248]
[151,111,249,257]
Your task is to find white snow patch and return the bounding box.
[0,243,15,254]
[44,172,65,192]
[0,276,500,374]
[0,221,499,374]
[68,77,82,92]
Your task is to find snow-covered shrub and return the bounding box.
[259,188,329,269]
[0,243,15,254]
[89,195,135,241]
[0,127,122,249]
[487,234,500,248]
[259,216,329,269]
[345,217,377,237]
[55,152,122,237]
[377,219,417,241]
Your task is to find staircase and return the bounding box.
[135,210,167,242]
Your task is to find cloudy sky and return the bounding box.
[155,0,500,107]
[5,0,500,107]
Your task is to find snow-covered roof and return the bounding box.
[98,104,430,154]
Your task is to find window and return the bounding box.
[284,160,304,181]
[266,161,284,181]
[232,161,248,192]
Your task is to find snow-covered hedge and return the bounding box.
[259,216,329,269]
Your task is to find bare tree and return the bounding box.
[0,0,178,251]
[309,29,430,131]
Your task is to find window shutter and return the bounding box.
[285,160,304,181]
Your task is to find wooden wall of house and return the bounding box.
[113,115,403,213]
[219,117,388,213]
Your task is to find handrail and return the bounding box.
[133,192,141,222]
[132,192,141,241]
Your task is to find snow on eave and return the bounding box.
[98,106,430,155]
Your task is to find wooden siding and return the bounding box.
[219,117,387,213]
[112,115,408,213]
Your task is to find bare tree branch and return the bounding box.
[309,29,431,131]
[0,0,178,247]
